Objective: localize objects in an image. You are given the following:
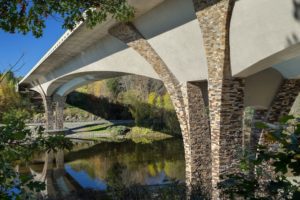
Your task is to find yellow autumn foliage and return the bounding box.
[0,81,21,116]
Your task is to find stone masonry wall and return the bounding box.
[109,24,212,197]
[54,95,66,130]
[192,0,244,198]
[184,82,212,196]
[183,82,212,196]
[267,79,300,123]
[256,79,300,146]
[42,96,55,130]
[243,80,300,179]
[243,80,300,154]
[218,78,245,175]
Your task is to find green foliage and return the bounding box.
[107,125,130,136]
[127,127,172,144]
[106,78,121,99]
[0,0,134,37]
[163,94,174,110]
[0,110,73,199]
[2,108,31,124]
[104,89,181,135]
[156,95,163,108]
[67,92,132,120]
[0,72,32,121]
[118,90,139,105]
[68,76,180,135]
[148,92,156,105]
[219,116,300,199]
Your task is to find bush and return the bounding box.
[107,125,130,136]
[219,116,300,199]
[2,108,31,123]
[0,110,73,199]
[0,72,33,122]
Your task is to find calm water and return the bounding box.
[27,138,185,199]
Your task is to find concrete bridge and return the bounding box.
[19,0,300,198]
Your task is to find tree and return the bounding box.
[0,110,73,199]
[0,70,31,121]
[219,116,300,199]
[0,0,134,37]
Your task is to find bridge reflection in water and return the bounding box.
[28,139,185,199]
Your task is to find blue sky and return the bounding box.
[0,18,66,77]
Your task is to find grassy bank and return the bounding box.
[67,122,174,144]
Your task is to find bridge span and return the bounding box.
[19,0,300,198]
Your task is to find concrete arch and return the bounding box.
[45,70,160,97]
[48,71,162,96]
[244,68,283,109]
[230,0,300,78]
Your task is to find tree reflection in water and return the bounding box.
[26,138,187,199]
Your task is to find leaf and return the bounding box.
[255,122,268,129]
[279,115,294,124]
[13,132,26,140]
[264,132,277,143]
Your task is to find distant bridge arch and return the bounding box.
[45,71,159,97]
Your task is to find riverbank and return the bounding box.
[65,121,174,143]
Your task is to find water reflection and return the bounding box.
[28,139,185,199]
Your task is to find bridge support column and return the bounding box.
[243,79,300,180]
[42,96,55,130]
[54,150,65,178]
[182,82,212,197]
[55,150,64,170]
[267,79,300,123]
[44,151,57,198]
[109,24,211,197]
[256,79,300,145]
[54,96,66,130]
[244,79,300,153]
[192,0,245,198]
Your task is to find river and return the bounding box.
[25,138,186,199]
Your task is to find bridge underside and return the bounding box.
[19,0,300,199]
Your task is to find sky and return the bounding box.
[0,18,66,77]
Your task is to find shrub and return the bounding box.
[0,110,73,199]
[219,116,300,199]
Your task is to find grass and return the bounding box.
[70,123,173,143]
[82,123,113,132]
[126,127,172,143]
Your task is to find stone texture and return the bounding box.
[267,79,300,123]
[42,96,55,130]
[54,95,66,130]
[245,80,300,156]
[183,82,212,197]
[109,23,211,197]
[218,79,245,173]
[256,79,300,146]
[242,80,300,185]
[192,0,244,198]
